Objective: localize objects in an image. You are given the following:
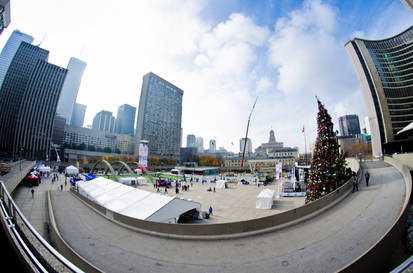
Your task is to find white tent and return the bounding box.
[65,165,79,175]
[39,166,51,173]
[256,189,275,210]
[216,180,227,189]
[119,177,138,185]
[136,176,147,185]
[77,177,201,223]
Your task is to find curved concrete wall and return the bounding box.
[67,158,360,239]
[338,156,413,273]
[47,191,103,273]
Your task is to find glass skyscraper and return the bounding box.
[56,57,86,124]
[135,72,183,160]
[345,26,413,155]
[71,102,86,127]
[0,42,67,159]
[92,110,115,133]
[338,115,361,137]
[0,30,33,90]
[115,104,136,136]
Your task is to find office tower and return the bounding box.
[209,140,216,153]
[338,115,361,136]
[135,72,183,159]
[56,57,86,124]
[0,0,10,35]
[115,104,136,136]
[345,26,413,156]
[0,30,33,89]
[0,42,67,159]
[71,102,86,127]
[92,110,115,133]
[187,134,196,147]
[240,138,252,153]
[195,137,204,153]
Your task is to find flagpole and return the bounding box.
[303,125,307,165]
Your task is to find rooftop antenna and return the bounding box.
[241,96,258,167]
[79,45,85,58]
[37,33,47,47]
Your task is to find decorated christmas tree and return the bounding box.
[306,98,352,203]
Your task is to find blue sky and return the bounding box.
[1,0,412,153]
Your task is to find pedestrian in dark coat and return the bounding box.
[365,171,370,187]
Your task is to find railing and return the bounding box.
[0,181,83,273]
[390,255,413,273]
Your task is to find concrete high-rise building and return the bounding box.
[0,42,67,159]
[345,26,413,155]
[0,30,33,90]
[187,134,196,147]
[240,138,252,154]
[115,104,136,136]
[92,110,115,133]
[56,57,86,124]
[0,1,11,35]
[338,115,361,136]
[71,102,86,127]
[135,72,183,159]
[209,139,216,153]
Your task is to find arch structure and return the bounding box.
[112,161,135,179]
[91,160,118,181]
[129,162,153,184]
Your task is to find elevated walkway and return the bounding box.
[48,161,406,273]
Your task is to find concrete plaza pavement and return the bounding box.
[48,161,406,273]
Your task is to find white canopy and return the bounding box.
[65,165,79,175]
[77,177,201,223]
[256,189,275,210]
[136,176,147,185]
[39,166,51,173]
[216,180,227,189]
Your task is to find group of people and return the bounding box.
[352,170,370,193]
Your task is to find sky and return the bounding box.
[1,0,412,153]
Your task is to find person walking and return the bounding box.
[31,188,34,198]
[209,206,213,215]
[352,175,358,193]
[365,171,370,187]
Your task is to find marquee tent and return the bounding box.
[256,189,275,210]
[216,180,227,189]
[65,165,79,175]
[76,177,201,223]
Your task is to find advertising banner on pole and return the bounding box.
[275,162,282,180]
[139,142,148,168]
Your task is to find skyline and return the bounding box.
[1,0,412,153]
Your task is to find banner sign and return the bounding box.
[139,142,148,168]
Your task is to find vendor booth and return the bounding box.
[65,165,79,176]
[256,189,275,209]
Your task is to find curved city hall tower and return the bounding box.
[345,26,413,156]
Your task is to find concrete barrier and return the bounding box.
[337,156,413,273]
[65,158,359,239]
[47,191,103,273]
